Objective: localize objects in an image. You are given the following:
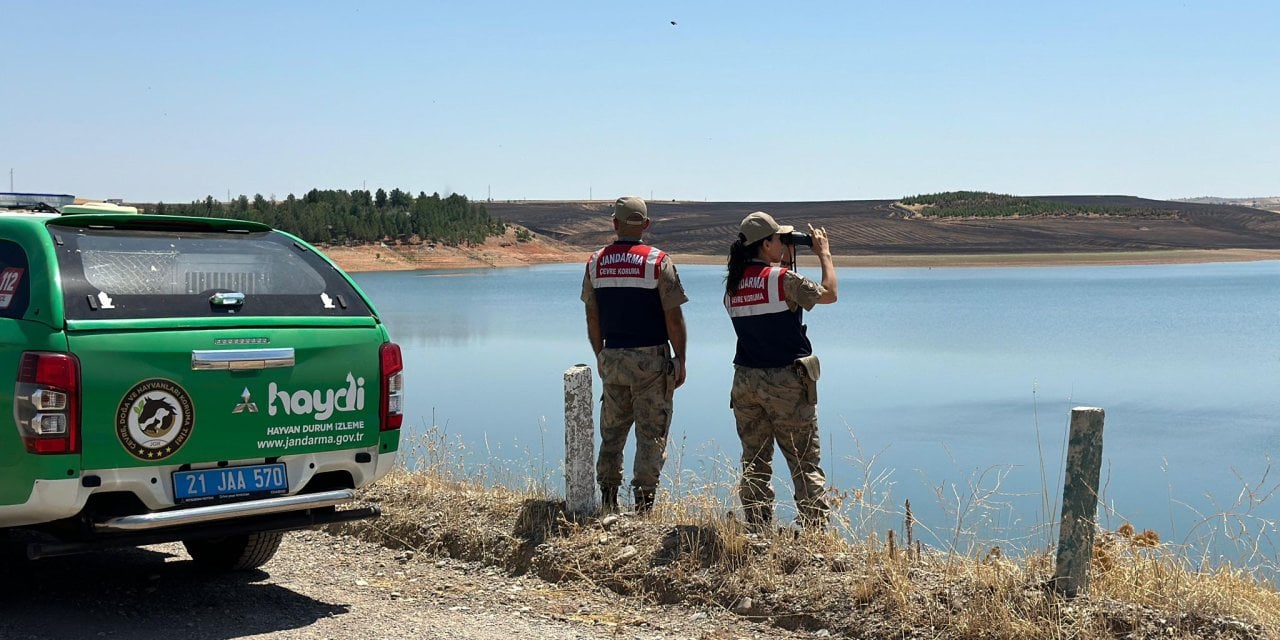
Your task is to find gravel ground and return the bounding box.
[0,531,825,640]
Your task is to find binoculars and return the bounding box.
[780,231,813,248]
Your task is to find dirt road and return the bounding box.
[0,531,816,640]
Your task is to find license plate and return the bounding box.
[173,463,288,503]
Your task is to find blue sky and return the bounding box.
[4,1,1277,203]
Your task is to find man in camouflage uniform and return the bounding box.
[723,211,838,530]
[582,196,688,514]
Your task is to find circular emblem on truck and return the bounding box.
[116,379,195,460]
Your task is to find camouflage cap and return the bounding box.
[739,211,793,244]
[613,196,649,225]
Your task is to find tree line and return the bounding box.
[899,191,1176,219]
[150,189,506,246]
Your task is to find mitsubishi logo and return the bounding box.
[233,387,258,413]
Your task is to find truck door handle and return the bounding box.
[209,292,246,307]
[191,348,296,371]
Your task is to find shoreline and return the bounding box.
[323,240,1280,274]
[675,247,1280,269]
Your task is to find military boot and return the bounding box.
[633,486,656,515]
[600,485,619,514]
[744,504,773,534]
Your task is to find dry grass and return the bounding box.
[335,430,1280,639]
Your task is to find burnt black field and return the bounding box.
[483,196,1280,256]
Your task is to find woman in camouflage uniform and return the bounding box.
[723,212,838,531]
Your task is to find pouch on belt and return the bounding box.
[794,354,821,405]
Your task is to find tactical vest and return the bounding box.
[587,241,668,349]
[724,263,813,368]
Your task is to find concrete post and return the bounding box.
[1053,406,1105,597]
[564,364,597,518]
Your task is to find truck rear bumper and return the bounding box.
[26,489,378,560]
[95,488,360,532]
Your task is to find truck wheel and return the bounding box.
[0,530,28,569]
[183,531,284,571]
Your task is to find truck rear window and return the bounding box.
[52,226,374,320]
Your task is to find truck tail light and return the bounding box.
[379,342,403,431]
[14,352,81,454]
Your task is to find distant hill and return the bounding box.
[1175,196,1280,213]
[483,194,1280,256]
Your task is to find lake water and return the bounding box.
[353,261,1280,563]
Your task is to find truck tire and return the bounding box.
[183,531,284,571]
[0,530,29,570]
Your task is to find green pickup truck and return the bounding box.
[0,194,402,569]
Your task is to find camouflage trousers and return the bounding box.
[730,364,829,530]
[597,345,675,490]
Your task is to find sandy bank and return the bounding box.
[316,229,591,274]
[320,233,1280,274]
